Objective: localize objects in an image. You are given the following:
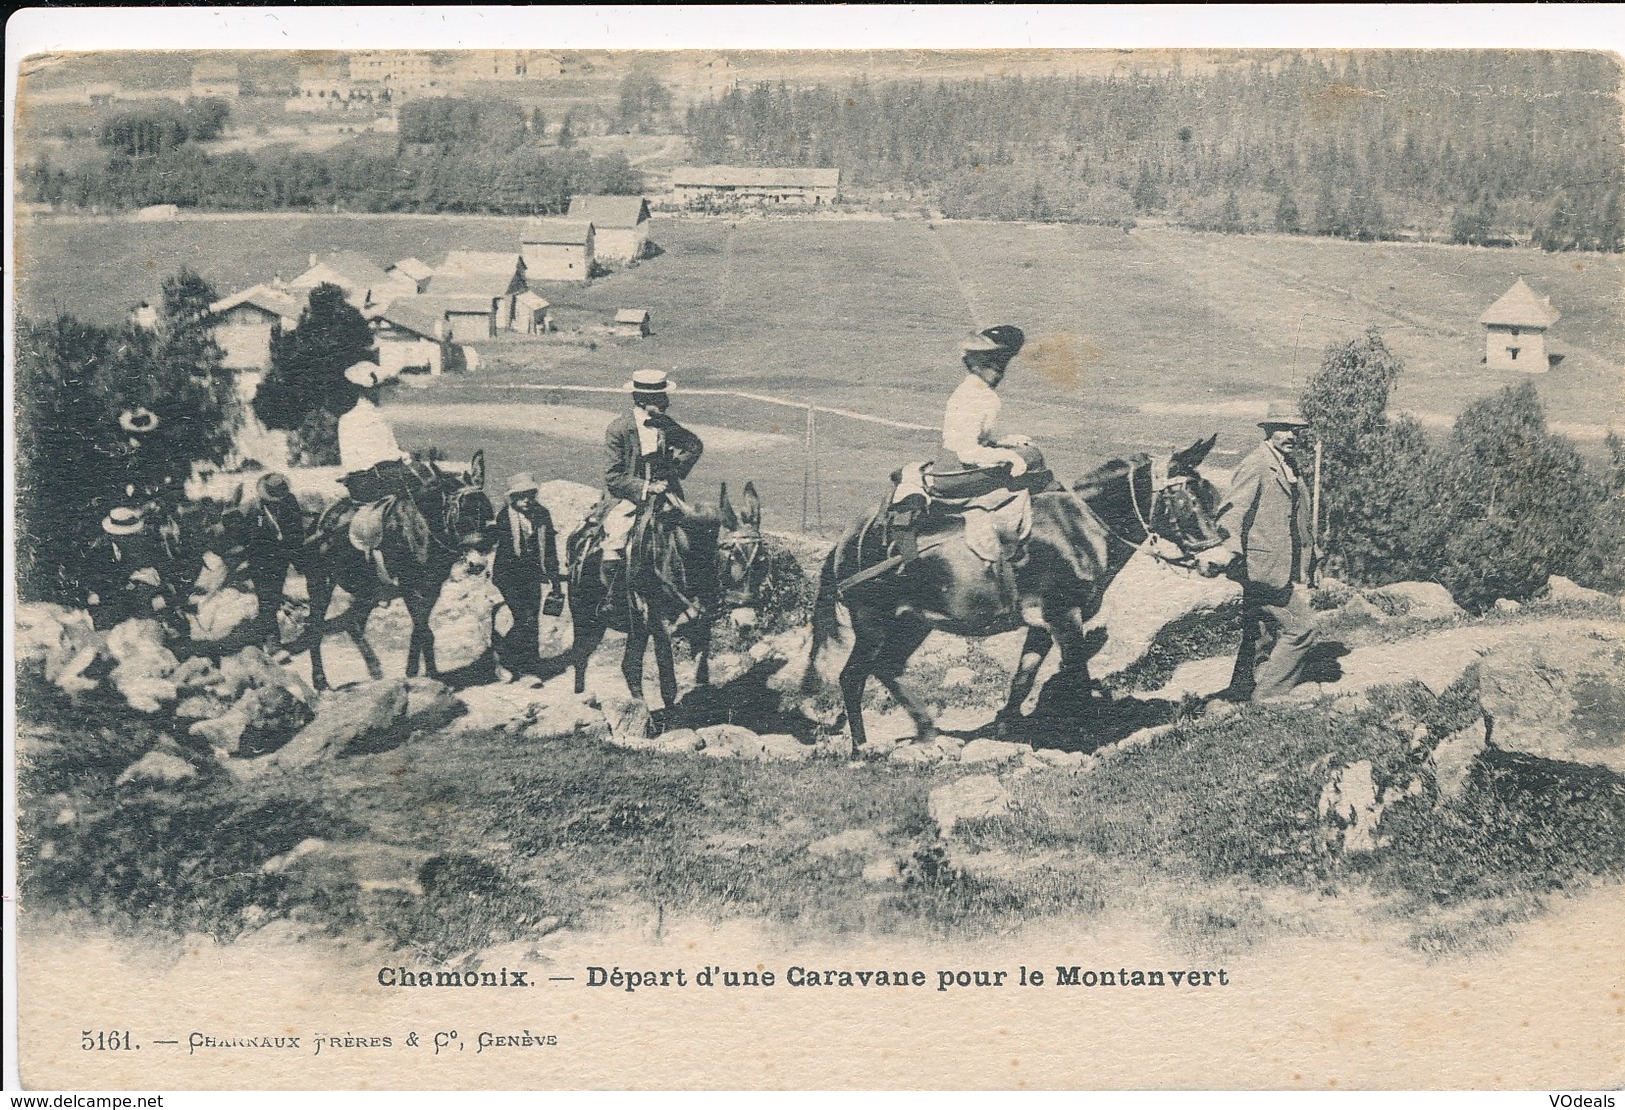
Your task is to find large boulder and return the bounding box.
[190,587,260,642]
[1537,575,1620,611]
[958,738,1031,766]
[430,570,508,673]
[1430,717,1488,802]
[1362,582,1466,622]
[15,602,101,693]
[1478,629,1625,775]
[193,684,316,756]
[1085,551,1241,679]
[453,682,548,733]
[239,678,410,775]
[928,775,1012,835]
[105,619,180,713]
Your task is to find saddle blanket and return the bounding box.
[891,461,1032,565]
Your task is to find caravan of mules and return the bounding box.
[91,323,1268,752]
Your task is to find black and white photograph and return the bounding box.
[6,6,1624,1095]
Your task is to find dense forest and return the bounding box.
[686,52,1624,250]
[23,96,643,215]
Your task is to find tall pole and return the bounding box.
[1310,437,1324,589]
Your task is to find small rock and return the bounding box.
[861,857,903,884]
[889,742,946,766]
[696,724,812,762]
[807,828,886,859]
[958,738,1030,766]
[524,700,606,739]
[116,750,197,787]
[189,708,251,752]
[941,666,977,689]
[1494,598,1522,614]
[730,607,759,629]
[928,774,1012,835]
[1032,748,1086,767]
[1329,594,1389,626]
[261,837,328,874]
[1363,582,1466,622]
[175,694,228,720]
[747,640,782,663]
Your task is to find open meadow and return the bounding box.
[16,211,1624,533]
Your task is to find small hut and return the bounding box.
[611,308,652,338]
[1480,278,1560,372]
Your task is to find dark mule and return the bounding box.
[806,438,1225,750]
[566,482,769,709]
[299,453,494,690]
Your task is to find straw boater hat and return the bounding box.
[102,505,145,536]
[1259,400,1310,429]
[256,472,294,502]
[118,407,160,434]
[960,324,1026,359]
[506,472,538,498]
[344,362,383,389]
[624,368,674,395]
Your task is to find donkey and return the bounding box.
[805,438,1226,750]
[566,481,774,709]
[298,452,493,690]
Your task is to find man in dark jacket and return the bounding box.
[1197,400,1320,701]
[600,369,704,595]
[491,472,562,672]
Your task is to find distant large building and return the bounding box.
[671,166,840,208]
[566,195,650,264]
[1480,278,1560,373]
[521,219,596,282]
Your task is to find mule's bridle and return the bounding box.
[1110,456,1220,569]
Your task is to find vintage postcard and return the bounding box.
[7,5,1625,1095]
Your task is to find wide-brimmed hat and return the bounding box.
[1259,400,1310,428]
[257,472,294,502]
[344,361,383,389]
[623,368,674,395]
[960,324,1025,359]
[102,505,145,536]
[506,472,538,497]
[118,407,160,434]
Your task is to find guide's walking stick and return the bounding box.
[1310,438,1323,589]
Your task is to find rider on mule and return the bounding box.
[338,361,433,583]
[598,369,705,613]
[888,324,1041,574]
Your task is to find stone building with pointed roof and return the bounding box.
[1480,278,1560,373]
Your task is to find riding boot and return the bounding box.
[598,559,625,617]
[372,549,398,588]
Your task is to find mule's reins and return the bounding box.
[1101,456,1212,570]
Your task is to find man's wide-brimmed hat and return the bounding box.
[507,472,538,497]
[624,368,674,395]
[344,361,382,389]
[257,472,293,502]
[960,324,1025,359]
[102,505,145,536]
[1259,400,1311,429]
[118,407,160,434]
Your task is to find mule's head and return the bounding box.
[1147,435,1226,558]
[716,481,772,617]
[1074,436,1225,563]
[441,450,494,550]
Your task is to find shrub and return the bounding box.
[254,282,376,461]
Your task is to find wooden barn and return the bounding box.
[428,251,528,330]
[566,195,651,264]
[1480,278,1561,373]
[672,166,840,207]
[285,251,417,311]
[370,300,447,376]
[520,218,595,282]
[387,257,435,294]
[515,290,552,334]
[400,295,501,343]
[611,308,652,337]
[209,284,304,371]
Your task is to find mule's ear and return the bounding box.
[1174,435,1218,471]
[742,481,761,528]
[470,449,486,488]
[718,482,739,531]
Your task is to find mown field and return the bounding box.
[17,212,1625,532]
